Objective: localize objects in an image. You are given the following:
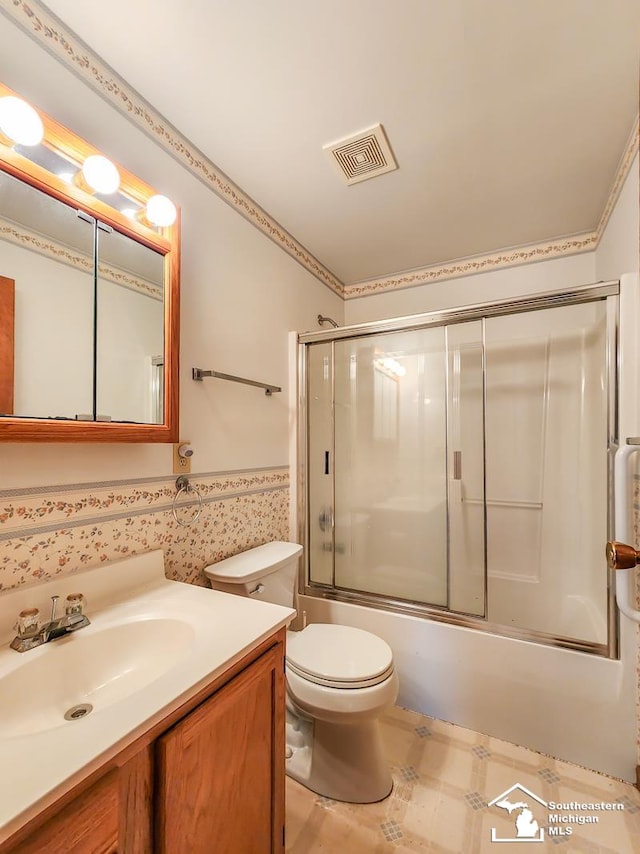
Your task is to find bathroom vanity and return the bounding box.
[0,552,294,853]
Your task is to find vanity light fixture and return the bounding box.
[145,194,177,227]
[0,95,44,146]
[81,154,120,194]
[122,198,177,229]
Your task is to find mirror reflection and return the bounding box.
[0,169,165,424]
[97,226,165,424]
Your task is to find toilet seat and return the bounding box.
[286,624,394,689]
[287,659,395,689]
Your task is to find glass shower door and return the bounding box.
[332,328,449,605]
[303,284,616,654]
[308,322,486,613]
[307,342,334,587]
[446,322,486,616]
[484,300,610,645]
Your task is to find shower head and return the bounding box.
[318,314,339,328]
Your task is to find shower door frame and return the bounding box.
[298,280,620,658]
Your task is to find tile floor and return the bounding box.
[286,706,640,853]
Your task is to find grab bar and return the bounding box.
[462,497,542,509]
[612,441,640,623]
[192,368,281,395]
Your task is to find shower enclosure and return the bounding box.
[299,282,618,656]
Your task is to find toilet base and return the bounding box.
[285,706,393,803]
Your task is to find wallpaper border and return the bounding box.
[1,0,636,301]
[0,0,343,297]
[0,466,290,538]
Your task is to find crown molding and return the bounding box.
[343,232,599,299]
[0,0,344,298]
[594,115,639,240]
[2,1,636,303]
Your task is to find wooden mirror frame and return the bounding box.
[0,82,179,442]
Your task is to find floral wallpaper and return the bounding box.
[0,467,289,591]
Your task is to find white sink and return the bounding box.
[0,618,195,739]
[0,549,295,846]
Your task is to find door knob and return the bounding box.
[605,541,640,570]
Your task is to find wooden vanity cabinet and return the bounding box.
[0,630,286,854]
[11,770,121,854]
[156,643,284,853]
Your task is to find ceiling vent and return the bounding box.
[323,124,398,186]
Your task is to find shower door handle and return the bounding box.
[318,507,333,532]
[453,451,462,480]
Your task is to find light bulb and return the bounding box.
[146,194,177,227]
[81,155,120,194]
[0,96,44,146]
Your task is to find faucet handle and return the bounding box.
[65,593,85,616]
[14,608,40,638]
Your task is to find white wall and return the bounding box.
[0,14,343,487]
[96,281,164,423]
[596,154,639,281]
[2,241,94,418]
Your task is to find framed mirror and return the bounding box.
[0,82,179,441]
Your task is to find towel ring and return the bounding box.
[172,476,203,527]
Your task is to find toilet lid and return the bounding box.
[204,541,302,584]
[286,624,394,688]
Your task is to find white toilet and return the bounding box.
[204,541,399,803]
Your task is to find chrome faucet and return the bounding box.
[10,594,90,652]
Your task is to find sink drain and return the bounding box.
[64,703,93,721]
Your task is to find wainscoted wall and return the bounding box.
[0,467,288,593]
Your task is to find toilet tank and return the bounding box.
[203,541,303,608]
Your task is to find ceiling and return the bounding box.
[40,1,640,286]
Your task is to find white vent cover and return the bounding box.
[323,124,398,186]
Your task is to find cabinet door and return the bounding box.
[155,645,285,854]
[11,770,119,854]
